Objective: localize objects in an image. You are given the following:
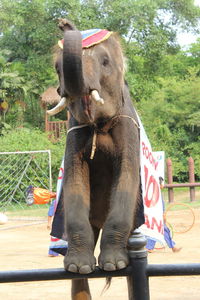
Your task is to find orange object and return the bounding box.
[0,100,8,110]
[33,188,56,204]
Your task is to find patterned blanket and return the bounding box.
[58,28,113,49]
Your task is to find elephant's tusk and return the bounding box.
[46,97,68,116]
[91,90,104,105]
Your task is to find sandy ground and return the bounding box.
[0,208,200,300]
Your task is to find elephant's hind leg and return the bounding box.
[72,279,91,300]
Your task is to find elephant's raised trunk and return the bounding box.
[63,30,84,98]
[47,19,105,117]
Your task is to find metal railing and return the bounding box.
[166,157,200,202]
[46,120,68,139]
[1,230,200,299]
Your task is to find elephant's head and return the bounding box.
[50,19,126,125]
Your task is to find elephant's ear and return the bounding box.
[58,19,77,31]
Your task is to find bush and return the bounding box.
[0,122,11,136]
[0,127,66,188]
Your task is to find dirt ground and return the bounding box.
[0,208,200,300]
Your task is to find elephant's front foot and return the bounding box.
[64,250,96,274]
[98,247,129,271]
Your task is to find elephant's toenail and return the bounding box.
[117,260,127,269]
[68,264,78,273]
[103,263,116,271]
[79,265,93,274]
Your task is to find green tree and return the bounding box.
[0,50,24,99]
[137,68,200,181]
[0,0,200,181]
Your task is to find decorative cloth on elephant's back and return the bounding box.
[58,29,113,49]
[50,158,68,255]
[49,200,68,256]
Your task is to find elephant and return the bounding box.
[50,19,144,300]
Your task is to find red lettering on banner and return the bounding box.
[144,164,148,190]
[141,141,159,171]
[154,160,158,170]
[144,165,160,208]
[144,214,150,228]
[144,214,163,234]
[58,167,64,180]
[151,217,164,234]
[149,153,153,164]
[142,142,146,156]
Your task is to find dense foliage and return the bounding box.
[0,0,200,181]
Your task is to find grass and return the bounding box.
[165,200,200,210]
[163,187,200,210]
[4,203,49,218]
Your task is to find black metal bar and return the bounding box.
[127,230,150,300]
[0,267,132,283]
[147,263,200,277]
[1,263,200,284]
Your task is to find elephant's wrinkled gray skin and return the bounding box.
[54,19,143,300]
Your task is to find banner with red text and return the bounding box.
[137,114,165,244]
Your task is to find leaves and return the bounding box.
[0,0,200,181]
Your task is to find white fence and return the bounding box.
[0,150,52,212]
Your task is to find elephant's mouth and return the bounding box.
[81,91,104,122]
[47,90,104,120]
[82,95,92,121]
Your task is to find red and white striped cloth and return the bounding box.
[58,28,113,49]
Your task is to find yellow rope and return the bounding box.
[90,131,97,159]
[67,115,139,160]
[120,115,140,129]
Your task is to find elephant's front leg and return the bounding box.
[99,157,140,271]
[63,157,96,274]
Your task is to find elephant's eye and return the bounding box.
[102,56,109,67]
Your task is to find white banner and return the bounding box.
[56,158,64,204]
[153,151,165,182]
[137,114,165,243]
